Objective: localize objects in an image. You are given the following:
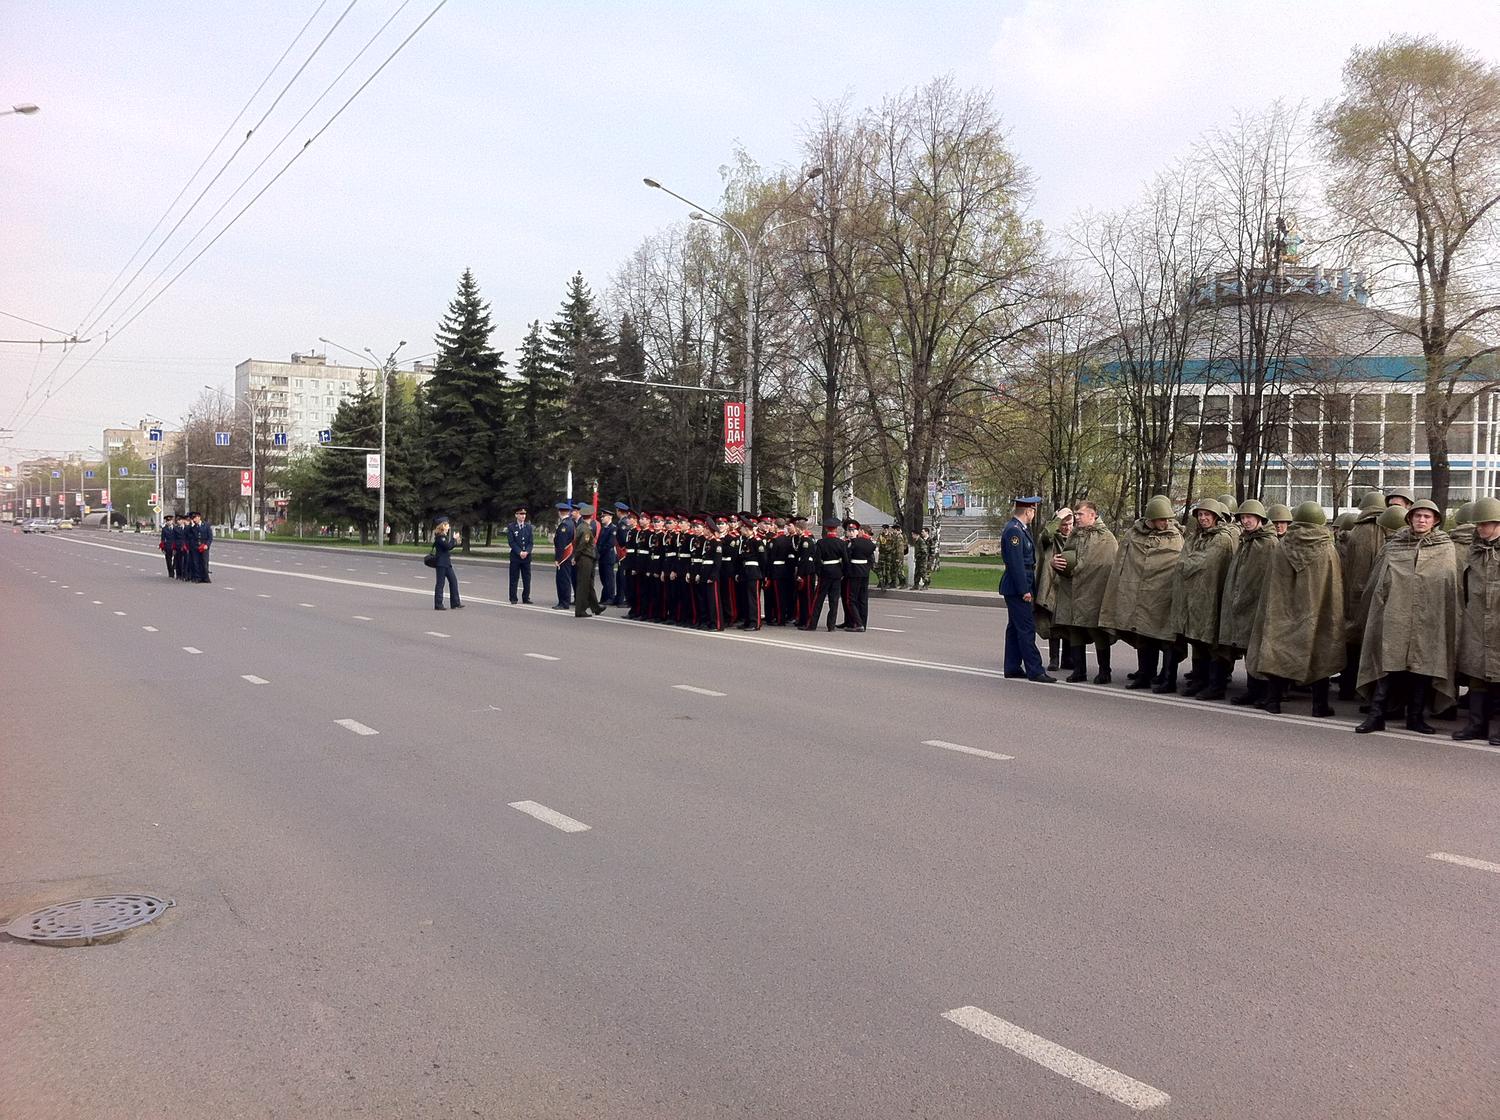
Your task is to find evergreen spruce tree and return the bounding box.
[545,272,616,498]
[424,269,510,550]
[308,376,380,542]
[511,319,567,516]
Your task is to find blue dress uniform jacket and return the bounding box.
[999,517,1036,597]
[553,518,575,607]
[999,515,1044,678]
[597,521,619,604]
[433,531,460,607]
[506,519,533,603]
[196,521,213,582]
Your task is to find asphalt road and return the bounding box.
[2,530,1497,1119]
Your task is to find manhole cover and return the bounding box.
[4,894,174,946]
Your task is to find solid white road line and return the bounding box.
[924,739,1014,761]
[673,684,726,697]
[142,626,158,632]
[868,626,906,633]
[182,646,203,655]
[334,718,379,736]
[524,653,560,661]
[1428,851,1500,876]
[241,675,269,686]
[508,800,591,833]
[425,631,450,638]
[942,1006,1170,1111]
[888,613,916,619]
[912,607,941,612]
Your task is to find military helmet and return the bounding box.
[1471,496,1500,524]
[1454,501,1477,526]
[1358,490,1386,514]
[1216,494,1239,515]
[1143,495,1175,520]
[1334,511,1357,531]
[1238,498,1268,520]
[1293,500,1326,526]
[1405,498,1441,524]
[1266,503,1293,523]
[1378,505,1409,532]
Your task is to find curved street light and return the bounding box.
[643,167,823,509]
[2,103,40,117]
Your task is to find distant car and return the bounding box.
[21,518,37,533]
[57,518,76,530]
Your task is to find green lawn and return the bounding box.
[925,565,1003,592]
[942,553,1004,566]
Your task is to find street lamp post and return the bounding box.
[205,385,260,537]
[1,103,39,117]
[319,336,405,547]
[644,167,822,510]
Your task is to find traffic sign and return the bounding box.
[149,428,163,442]
[84,470,95,479]
[119,467,128,477]
[51,470,60,478]
[318,429,333,445]
[215,431,230,446]
[149,493,157,504]
[148,459,156,471]
[175,478,187,499]
[273,431,288,448]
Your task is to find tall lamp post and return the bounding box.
[1,103,39,118]
[644,167,822,510]
[204,386,261,537]
[319,336,405,546]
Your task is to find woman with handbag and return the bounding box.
[430,515,463,610]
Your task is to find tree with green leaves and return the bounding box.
[511,319,567,514]
[425,269,511,550]
[546,272,616,498]
[1320,35,1500,511]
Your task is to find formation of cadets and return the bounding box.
[1014,487,1500,743]
[528,501,878,632]
[157,512,214,584]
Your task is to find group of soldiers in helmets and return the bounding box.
[539,502,880,632]
[1022,486,1500,743]
[157,512,214,584]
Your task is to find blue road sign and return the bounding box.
[149,428,163,442]
[318,429,333,445]
[84,470,95,479]
[215,431,230,447]
[119,467,128,477]
[51,470,60,478]
[273,431,288,448]
[148,459,156,471]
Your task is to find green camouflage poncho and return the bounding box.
[1034,518,1070,639]
[1056,521,1118,638]
[1458,534,1500,685]
[1174,520,1235,646]
[1099,518,1183,645]
[1340,515,1385,643]
[1356,528,1461,707]
[1247,522,1345,685]
[1217,523,1279,653]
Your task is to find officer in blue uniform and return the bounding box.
[506,505,533,604]
[999,496,1055,682]
[160,514,176,577]
[193,512,213,583]
[597,506,619,607]
[552,501,575,610]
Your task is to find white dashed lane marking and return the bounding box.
[241,675,269,686]
[673,684,726,697]
[113,610,126,616]
[524,653,559,661]
[425,631,450,638]
[92,600,102,604]
[182,646,203,655]
[258,593,271,598]
[508,800,591,833]
[353,615,372,621]
[942,1006,1170,1111]
[1429,851,1500,876]
[335,719,379,736]
[924,739,1014,761]
[298,602,315,608]
[142,626,158,633]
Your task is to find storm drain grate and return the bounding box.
[4,895,174,946]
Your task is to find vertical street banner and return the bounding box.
[176,478,187,499]
[723,401,746,465]
[365,454,381,489]
[240,469,253,497]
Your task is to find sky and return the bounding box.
[4,0,1498,463]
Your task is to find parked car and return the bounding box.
[56,518,76,530]
[20,518,38,533]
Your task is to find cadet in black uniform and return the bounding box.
[177,514,194,581]
[552,501,574,610]
[841,519,873,631]
[803,517,849,631]
[738,520,765,630]
[193,512,213,583]
[160,514,176,577]
[506,505,533,604]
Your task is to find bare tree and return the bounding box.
[1320,34,1500,510]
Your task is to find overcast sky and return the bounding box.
[4,0,1497,461]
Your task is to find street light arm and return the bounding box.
[645,179,751,253]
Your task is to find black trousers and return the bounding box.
[434,565,460,607]
[508,557,531,602]
[809,574,842,629]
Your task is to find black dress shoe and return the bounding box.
[452,604,465,609]
[1406,717,1437,735]
[1092,671,1112,685]
[1065,670,1088,683]
[434,605,446,611]
[551,604,569,610]
[1028,674,1058,684]
[522,599,533,605]
[1004,672,1027,679]
[1124,677,1152,690]
[1354,714,1385,734]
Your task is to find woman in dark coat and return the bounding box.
[432,515,462,610]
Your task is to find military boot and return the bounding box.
[1355,677,1391,733]
[1453,686,1491,741]
[1181,649,1210,697]
[1230,675,1265,707]
[1126,645,1158,691]
[1066,645,1089,683]
[1405,676,1436,734]
[1261,676,1286,715]
[1092,642,1112,685]
[1197,658,1230,701]
[1310,678,1335,718]
[1151,650,1180,694]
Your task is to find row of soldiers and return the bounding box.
[1026,487,1500,741]
[873,525,938,590]
[537,503,879,632]
[157,512,214,584]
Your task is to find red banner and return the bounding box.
[724,401,746,464]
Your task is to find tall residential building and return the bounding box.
[233,352,434,449]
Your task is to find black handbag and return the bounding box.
[423,549,438,568]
